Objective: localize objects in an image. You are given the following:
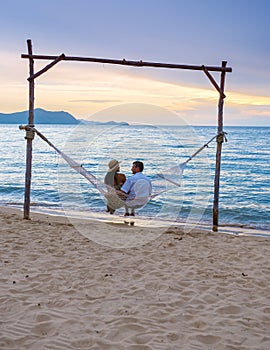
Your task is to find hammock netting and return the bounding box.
[55,143,187,210]
[21,126,221,211]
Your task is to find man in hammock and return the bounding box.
[119,161,152,217]
[104,159,126,214]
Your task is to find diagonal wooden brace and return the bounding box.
[27,53,66,81]
[202,65,226,99]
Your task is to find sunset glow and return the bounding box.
[0,0,269,125]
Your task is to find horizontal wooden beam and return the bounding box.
[21,54,232,73]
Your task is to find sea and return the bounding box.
[0,123,269,234]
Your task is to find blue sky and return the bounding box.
[0,0,269,125]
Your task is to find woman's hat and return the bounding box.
[108,159,120,171]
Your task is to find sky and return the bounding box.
[0,0,269,125]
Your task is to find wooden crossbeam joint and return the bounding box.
[27,53,66,81]
[202,65,226,98]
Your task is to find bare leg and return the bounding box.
[124,205,129,216]
[107,204,115,214]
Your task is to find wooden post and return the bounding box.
[213,61,227,231]
[23,39,35,219]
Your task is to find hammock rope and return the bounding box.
[19,125,226,209]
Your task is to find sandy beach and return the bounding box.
[1,206,270,350]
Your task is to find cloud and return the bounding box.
[69,99,122,104]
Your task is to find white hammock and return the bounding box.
[21,126,219,210]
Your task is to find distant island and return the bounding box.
[78,119,129,126]
[0,108,129,126]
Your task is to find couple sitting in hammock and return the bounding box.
[104,159,152,216]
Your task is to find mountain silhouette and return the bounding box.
[0,108,79,124]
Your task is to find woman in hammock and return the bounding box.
[104,159,127,214]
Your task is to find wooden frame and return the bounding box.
[21,39,232,231]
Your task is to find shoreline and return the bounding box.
[1,204,270,238]
[1,205,270,348]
